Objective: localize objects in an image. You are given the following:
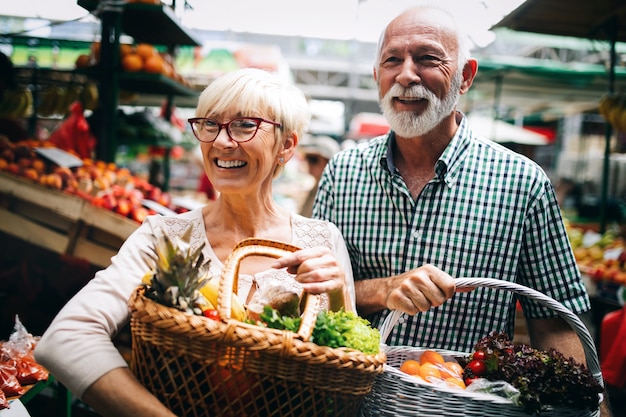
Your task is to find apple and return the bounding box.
[130,206,149,223]
[101,194,117,211]
[115,198,132,217]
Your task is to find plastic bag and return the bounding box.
[0,361,24,397]
[0,316,48,385]
[48,101,96,159]
[0,386,7,410]
[465,377,521,404]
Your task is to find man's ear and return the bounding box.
[460,59,478,95]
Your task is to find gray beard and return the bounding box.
[379,73,463,138]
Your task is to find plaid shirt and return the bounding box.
[313,115,590,352]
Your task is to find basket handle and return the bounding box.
[379,277,603,388]
[218,237,321,341]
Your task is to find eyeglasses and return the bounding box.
[188,117,282,143]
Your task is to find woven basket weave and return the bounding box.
[129,238,386,417]
[358,278,603,417]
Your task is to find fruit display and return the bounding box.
[566,218,626,285]
[36,82,99,117]
[459,332,602,414]
[76,41,190,87]
[0,138,183,223]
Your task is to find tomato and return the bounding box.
[464,376,479,386]
[203,309,220,321]
[472,350,487,361]
[466,359,487,376]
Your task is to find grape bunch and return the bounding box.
[460,332,603,414]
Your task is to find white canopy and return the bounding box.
[467,115,550,146]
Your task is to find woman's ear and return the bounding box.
[279,131,299,163]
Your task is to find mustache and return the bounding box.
[387,83,435,100]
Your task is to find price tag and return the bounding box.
[34,148,83,168]
[1,399,31,416]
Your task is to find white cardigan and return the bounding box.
[34,208,355,398]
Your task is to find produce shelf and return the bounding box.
[0,172,138,268]
[77,0,201,46]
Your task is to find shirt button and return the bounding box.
[412,230,421,239]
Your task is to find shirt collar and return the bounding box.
[380,112,473,185]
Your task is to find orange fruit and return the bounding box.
[135,43,156,60]
[444,377,466,389]
[75,54,91,68]
[440,361,463,379]
[418,362,441,381]
[143,54,164,74]
[419,350,445,366]
[399,359,420,376]
[122,53,143,72]
[120,43,134,57]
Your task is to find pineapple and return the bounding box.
[142,225,212,315]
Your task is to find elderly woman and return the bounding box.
[34,68,355,417]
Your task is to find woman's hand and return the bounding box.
[271,246,346,295]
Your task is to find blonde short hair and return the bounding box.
[195,68,311,146]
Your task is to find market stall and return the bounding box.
[494,3,626,412]
[493,0,626,234]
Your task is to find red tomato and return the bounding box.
[203,309,220,321]
[467,359,487,376]
[472,350,487,361]
[464,376,479,386]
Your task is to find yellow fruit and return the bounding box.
[200,278,247,321]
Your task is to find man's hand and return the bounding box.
[355,264,457,316]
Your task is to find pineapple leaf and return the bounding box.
[143,225,211,315]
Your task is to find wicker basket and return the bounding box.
[129,238,386,417]
[358,278,603,417]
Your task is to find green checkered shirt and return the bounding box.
[313,115,590,352]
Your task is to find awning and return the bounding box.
[492,0,626,43]
[467,115,550,146]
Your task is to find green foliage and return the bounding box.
[259,307,380,354]
[462,332,602,414]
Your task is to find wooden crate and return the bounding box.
[0,172,138,268]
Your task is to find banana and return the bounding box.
[58,85,83,115]
[199,277,247,321]
[7,90,25,119]
[21,88,33,118]
[37,86,58,117]
[82,82,99,111]
[10,88,32,119]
